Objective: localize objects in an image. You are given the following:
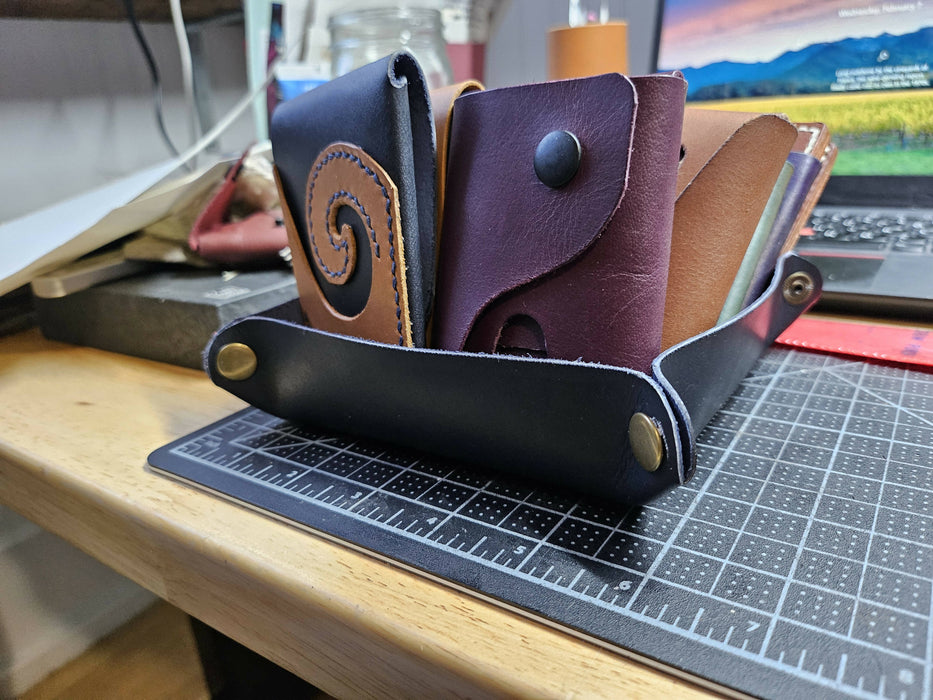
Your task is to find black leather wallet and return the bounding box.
[270,52,436,347]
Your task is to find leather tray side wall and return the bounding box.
[653,254,822,482]
[205,254,820,505]
[206,316,684,505]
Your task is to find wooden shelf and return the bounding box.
[1,0,242,23]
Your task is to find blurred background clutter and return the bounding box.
[0,0,661,225]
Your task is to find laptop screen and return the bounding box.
[657,1,933,179]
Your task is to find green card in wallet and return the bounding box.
[717,160,795,323]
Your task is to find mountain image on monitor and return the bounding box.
[675,27,932,100]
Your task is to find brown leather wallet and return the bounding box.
[430,80,483,258]
[432,71,688,373]
[662,109,798,349]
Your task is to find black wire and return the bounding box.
[121,0,182,159]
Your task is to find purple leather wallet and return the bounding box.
[431,72,687,373]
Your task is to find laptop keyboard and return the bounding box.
[798,207,933,254]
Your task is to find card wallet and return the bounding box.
[742,141,827,306]
[270,52,436,347]
[430,79,483,262]
[431,72,688,373]
[780,140,838,256]
[662,109,798,349]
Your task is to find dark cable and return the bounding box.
[121,0,182,159]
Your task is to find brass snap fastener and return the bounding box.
[216,343,257,381]
[782,271,815,305]
[534,130,582,188]
[629,413,663,472]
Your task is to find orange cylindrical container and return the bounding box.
[547,22,629,80]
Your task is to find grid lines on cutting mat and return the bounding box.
[152,347,933,700]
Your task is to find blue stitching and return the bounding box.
[307,149,403,345]
[312,192,350,278]
[320,190,379,279]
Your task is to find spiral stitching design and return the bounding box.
[322,190,377,274]
[307,149,403,345]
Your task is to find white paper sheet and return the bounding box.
[0,156,236,297]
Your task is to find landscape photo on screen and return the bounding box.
[658,0,933,175]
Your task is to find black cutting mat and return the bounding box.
[149,347,933,699]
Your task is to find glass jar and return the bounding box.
[329,7,453,89]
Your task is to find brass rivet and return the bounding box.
[782,271,815,305]
[629,413,663,472]
[216,343,257,381]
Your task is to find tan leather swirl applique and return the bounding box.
[276,142,412,347]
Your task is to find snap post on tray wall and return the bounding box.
[204,53,824,506]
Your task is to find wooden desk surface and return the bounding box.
[0,329,716,699]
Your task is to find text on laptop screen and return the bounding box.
[658,0,933,176]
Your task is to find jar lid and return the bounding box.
[328,6,444,31]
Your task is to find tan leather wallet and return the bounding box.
[662,109,798,349]
[429,80,483,268]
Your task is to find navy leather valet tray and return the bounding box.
[204,254,821,506]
